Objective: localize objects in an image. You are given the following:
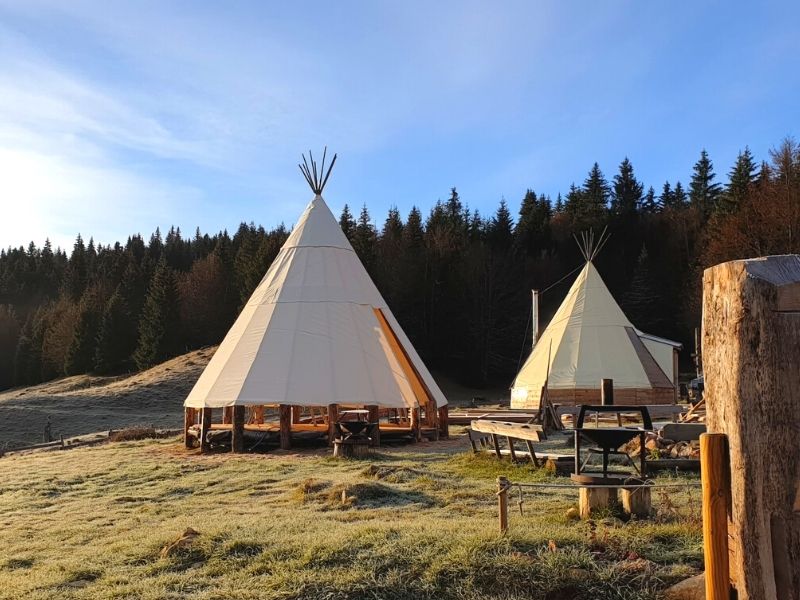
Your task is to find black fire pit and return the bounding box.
[572,405,653,484]
[333,410,376,458]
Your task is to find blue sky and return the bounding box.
[1,0,798,250]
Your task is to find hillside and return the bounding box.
[0,348,509,449]
[0,348,215,449]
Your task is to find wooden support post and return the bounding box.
[620,486,651,518]
[366,404,380,447]
[438,405,449,438]
[327,404,339,445]
[183,407,196,448]
[231,405,245,453]
[222,406,232,424]
[525,440,539,467]
[291,405,301,424]
[279,404,292,450]
[703,256,800,599]
[410,406,421,442]
[253,405,264,424]
[506,436,517,461]
[701,433,731,600]
[199,407,212,453]
[491,434,502,458]
[497,476,509,533]
[601,378,621,426]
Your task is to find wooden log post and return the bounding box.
[327,403,339,445]
[703,255,800,599]
[366,404,380,447]
[291,406,302,424]
[410,406,422,442]
[231,405,245,453]
[438,405,449,438]
[701,433,731,600]
[183,407,197,448]
[279,404,292,450]
[199,407,212,453]
[222,406,233,425]
[497,476,509,533]
[620,486,651,518]
[253,405,264,424]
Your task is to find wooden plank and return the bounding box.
[701,433,731,600]
[470,420,543,442]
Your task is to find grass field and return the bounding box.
[0,434,702,600]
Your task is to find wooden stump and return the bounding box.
[579,486,617,519]
[333,439,371,458]
[620,486,651,518]
[279,404,292,450]
[199,407,212,453]
[183,407,197,448]
[231,405,245,453]
[703,255,800,599]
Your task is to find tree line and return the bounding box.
[1,138,798,391]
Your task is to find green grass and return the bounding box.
[0,438,702,599]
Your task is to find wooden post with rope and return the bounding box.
[497,476,509,533]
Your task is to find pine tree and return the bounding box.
[64,234,88,300]
[445,188,464,227]
[403,207,425,250]
[0,305,19,389]
[554,193,564,213]
[611,157,643,216]
[514,190,552,256]
[94,288,136,373]
[583,162,611,217]
[723,146,758,212]
[621,246,667,332]
[64,288,102,375]
[382,207,404,241]
[133,260,181,370]
[339,204,356,240]
[689,149,722,216]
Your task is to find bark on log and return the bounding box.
[703,255,800,599]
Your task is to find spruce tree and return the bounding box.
[621,246,667,332]
[724,146,758,212]
[660,181,676,209]
[64,288,102,375]
[133,260,181,370]
[94,288,136,373]
[487,199,513,250]
[339,204,356,240]
[689,149,722,216]
[673,181,688,207]
[641,186,659,213]
[611,157,643,216]
[352,205,377,272]
[64,234,88,300]
[0,305,19,389]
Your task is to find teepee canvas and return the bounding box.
[511,236,680,408]
[185,152,446,414]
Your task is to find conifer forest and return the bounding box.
[2,139,798,392]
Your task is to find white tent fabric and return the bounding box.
[510,262,679,405]
[185,195,447,410]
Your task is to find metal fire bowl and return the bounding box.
[577,427,642,450]
[340,421,369,436]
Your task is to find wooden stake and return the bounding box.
[701,433,731,600]
[199,407,212,453]
[231,405,245,453]
[279,404,292,450]
[497,476,509,533]
[183,407,196,448]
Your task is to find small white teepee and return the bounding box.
[185,153,446,412]
[511,236,680,408]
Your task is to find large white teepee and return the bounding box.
[185,189,446,411]
[510,260,680,408]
